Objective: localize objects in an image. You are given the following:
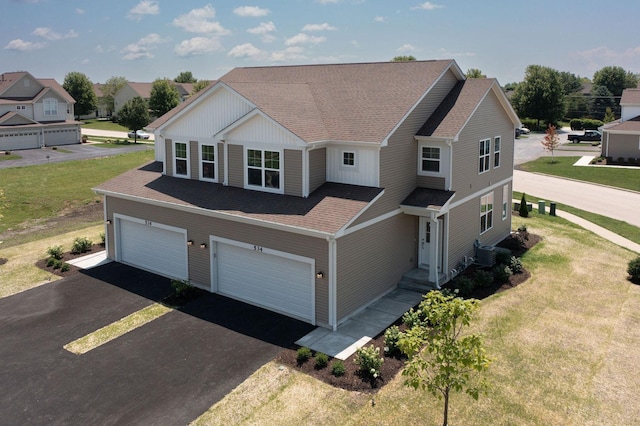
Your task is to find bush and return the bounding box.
[52,259,63,270]
[569,118,603,130]
[384,325,402,356]
[495,248,511,265]
[520,118,539,131]
[453,276,475,297]
[46,245,64,260]
[628,257,640,284]
[171,279,194,297]
[509,256,523,274]
[46,257,57,267]
[315,352,329,369]
[296,346,312,363]
[519,193,529,218]
[474,269,494,288]
[60,263,70,272]
[354,345,384,379]
[493,264,513,284]
[71,237,93,254]
[100,232,105,245]
[331,360,345,377]
[402,307,427,328]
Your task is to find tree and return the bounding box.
[149,79,180,117]
[101,76,128,116]
[558,71,583,95]
[62,72,97,119]
[391,55,416,62]
[603,107,615,123]
[191,80,211,94]
[593,66,630,98]
[589,85,615,120]
[625,71,639,90]
[174,71,197,83]
[466,68,486,78]
[541,124,561,162]
[519,193,528,217]
[117,96,150,143]
[511,65,566,128]
[503,82,519,92]
[399,291,490,426]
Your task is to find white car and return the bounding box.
[127,130,150,139]
[517,126,530,135]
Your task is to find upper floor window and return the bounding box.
[247,149,281,191]
[421,146,440,173]
[479,138,490,173]
[174,142,189,177]
[494,136,501,168]
[343,151,355,167]
[480,192,494,234]
[200,143,216,181]
[44,98,58,116]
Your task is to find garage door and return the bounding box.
[213,240,314,323]
[0,131,39,151]
[116,216,188,280]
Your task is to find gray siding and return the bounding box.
[605,133,640,159]
[189,141,198,179]
[284,149,302,196]
[309,148,326,194]
[336,214,416,323]
[417,175,446,190]
[165,138,173,175]
[227,144,243,188]
[105,196,330,325]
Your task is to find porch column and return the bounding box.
[429,217,439,284]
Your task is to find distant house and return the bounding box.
[113,81,194,117]
[600,88,640,161]
[0,71,81,151]
[79,83,110,120]
[95,60,520,330]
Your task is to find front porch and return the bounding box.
[397,267,445,293]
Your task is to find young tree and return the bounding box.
[149,79,180,117]
[63,72,97,119]
[191,80,211,94]
[511,65,566,128]
[101,76,128,116]
[174,71,197,83]
[466,68,486,78]
[519,193,528,217]
[603,107,615,123]
[117,96,150,143]
[541,124,561,162]
[391,55,416,62]
[399,291,491,426]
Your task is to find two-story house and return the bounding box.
[601,87,640,161]
[94,60,520,330]
[113,81,194,118]
[0,71,81,151]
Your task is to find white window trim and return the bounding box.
[419,145,441,174]
[502,184,509,220]
[480,192,494,234]
[43,98,58,116]
[342,150,356,168]
[479,138,491,174]
[198,141,218,182]
[173,141,190,179]
[244,147,284,194]
[494,136,501,169]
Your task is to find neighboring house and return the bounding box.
[94,60,520,330]
[600,88,640,160]
[79,83,110,120]
[0,71,81,151]
[113,81,194,117]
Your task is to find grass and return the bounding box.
[0,149,154,235]
[0,154,22,161]
[81,119,129,132]
[519,156,640,192]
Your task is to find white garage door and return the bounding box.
[116,216,188,280]
[0,132,39,151]
[214,240,314,323]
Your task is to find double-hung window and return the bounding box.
[480,192,494,234]
[247,149,281,191]
[494,136,501,168]
[174,142,188,177]
[479,138,490,173]
[44,98,57,116]
[200,144,216,181]
[421,146,440,173]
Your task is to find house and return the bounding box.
[94,60,520,330]
[0,71,81,151]
[79,83,110,120]
[600,88,640,161]
[113,81,194,117]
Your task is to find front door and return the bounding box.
[419,217,431,268]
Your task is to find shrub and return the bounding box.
[519,193,529,218]
[354,345,384,379]
[60,263,70,272]
[402,307,427,328]
[296,346,312,363]
[100,232,105,245]
[509,256,523,274]
[384,325,402,356]
[453,276,475,297]
[171,279,194,297]
[46,257,57,267]
[628,257,640,284]
[315,352,329,369]
[331,360,345,377]
[474,269,494,288]
[71,237,93,254]
[52,259,63,270]
[4,151,10,155]
[495,249,511,265]
[569,118,604,130]
[493,264,513,284]
[46,245,64,260]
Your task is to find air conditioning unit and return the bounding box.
[476,245,496,267]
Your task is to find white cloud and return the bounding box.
[128,1,160,21]
[247,21,276,43]
[285,33,326,46]
[121,33,165,60]
[32,27,78,40]
[81,59,90,64]
[228,43,266,59]
[233,6,270,17]
[173,4,229,35]
[270,46,306,62]
[174,37,223,56]
[412,2,444,10]
[4,39,45,51]
[435,47,475,58]
[396,43,418,53]
[316,0,339,3]
[351,40,360,48]
[374,16,386,23]
[76,8,85,14]
[302,23,337,32]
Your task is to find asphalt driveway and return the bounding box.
[0,263,314,425]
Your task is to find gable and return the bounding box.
[0,72,44,99]
[224,113,302,147]
[0,111,38,126]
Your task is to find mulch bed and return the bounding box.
[35,244,105,278]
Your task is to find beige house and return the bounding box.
[113,81,194,117]
[0,71,81,151]
[601,87,640,161]
[95,60,520,330]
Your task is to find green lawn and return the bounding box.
[81,119,129,132]
[0,150,154,235]
[519,156,640,192]
[0,154,22,161]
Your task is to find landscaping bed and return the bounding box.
[35,242,104,278]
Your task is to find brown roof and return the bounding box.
[0,72,29,96]
[620,88,640,105]
[148,81,216,130]
[605,115,640,132]
[94,162,383,235]
[126,81,195,99]
[400,188,456,211]
[36,79,75,104]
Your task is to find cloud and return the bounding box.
[173,4,229,35]
[576,45,640,61]
[412,2,444,10]
[396,43,418,53]
[269,46,306,62]
[228,43,266,59]
[175,37,223,56]
[128,1,159,21]
[302,23,337,32]
[233,6,270,17]
[121,33,166,60]
[76,8,85,14]
[285,33,326,46]
[4,39,45,51]
[316,0,339,3]
[32,27,78,40]
[374,16,386,23]
[247,21,276,43]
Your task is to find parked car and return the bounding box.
[566,130,601,143]
[517,126,530,135]
[127,130,150,139]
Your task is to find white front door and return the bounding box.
[419,217,431,268]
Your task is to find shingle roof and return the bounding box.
[126,81,195,99]
[37,79,75,104]
[94,162,383,235]
[620,88,640,105]
[605,115,640,132]
[400,188,456,211]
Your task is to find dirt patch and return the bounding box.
[35,243,105,278]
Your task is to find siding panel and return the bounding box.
[284,149,302,196]
[309,148,326,194]
[165,138,173,175]
[227,144,243,187]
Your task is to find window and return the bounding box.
[200,144,216,181]
[43,99,57,116]
[479,138,490,173]
[247,149,281,191]
[343,151,355,166]
[174,142,188,176]
[421,146,440,172]
[480,192,494,234]
[502,184,509,220]
[494,136,501,168]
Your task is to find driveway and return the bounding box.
[0,263,314,425]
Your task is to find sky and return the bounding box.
[2,0,640,86]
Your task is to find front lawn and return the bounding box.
[0,153,21,161]
[81,119,129,132]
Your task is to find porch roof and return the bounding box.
[399,187,456,215]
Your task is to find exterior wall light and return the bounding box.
[316,271,325,279]
[187,240,194,246]
[200,243,207,249]
[106,219,112,225]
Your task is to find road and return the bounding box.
[81,128,155,141]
